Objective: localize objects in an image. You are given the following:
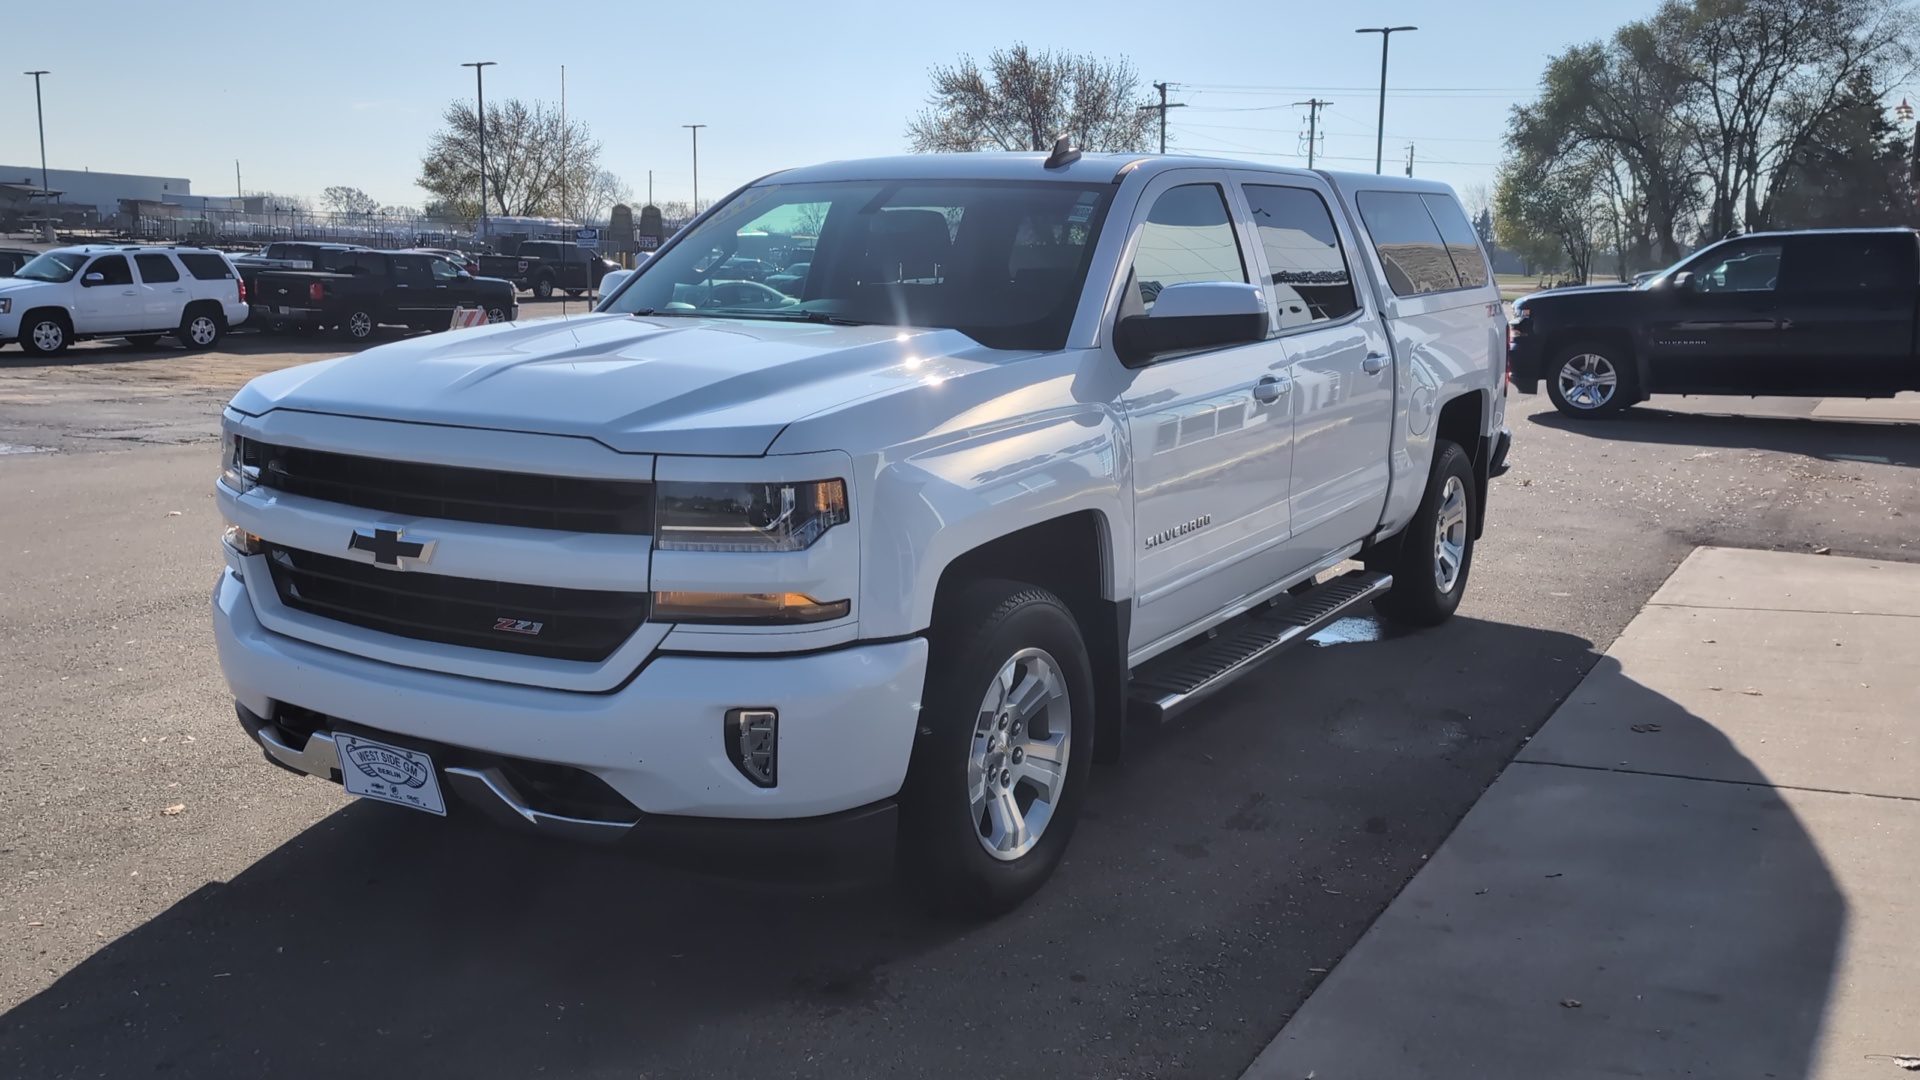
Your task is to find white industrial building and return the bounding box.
[0,165,194,216]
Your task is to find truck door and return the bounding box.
[387,254,433,323]
[74,255,143,332]
[425,255,473,315]
[1645,239,1786,393]
[1119,172,1296,655]
[1770,232,1916,396]
[132,253,186,330]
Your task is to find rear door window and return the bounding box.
[390,255,431,286]
[133,254,181,284]
[1779,234,1916,293]
[1129,183,1247,312]
[179,253,235,280]
[1421,194,1490,288]
[1355,191,1458,296]
[1241,184,1358,326]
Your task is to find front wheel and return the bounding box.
[19,312,70,356]
[1368,440,1476,627]
[486,306,510,324]
[1546,343,1634,417]
[899,580,1095,919]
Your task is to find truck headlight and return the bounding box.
[655,479,849,552]
[0,298,11,315]
[220,435,259,494]
[653,591,850,624]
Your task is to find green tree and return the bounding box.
[907,44,1155,153]
[1768,70,1919,227]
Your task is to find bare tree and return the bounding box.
[562,169,633,224]
[321,186,379,216]
[418,98,604,218]
[907,44,1155,153]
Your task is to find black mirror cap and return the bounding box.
[1671,271,1696,292]
[1115,311,1266,366]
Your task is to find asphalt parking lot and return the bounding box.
[2,324,1917,1079]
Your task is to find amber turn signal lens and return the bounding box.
[651,591,850,625]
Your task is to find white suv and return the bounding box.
[0,245,249,355]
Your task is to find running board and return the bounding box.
[1126,570,1393,724]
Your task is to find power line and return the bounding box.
[1139,81,1187,154]
[1293,99,1332,168]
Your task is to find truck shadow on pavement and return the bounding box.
[0,615,1844,1079]
[1529,406,1920,469]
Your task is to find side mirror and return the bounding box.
[1671,271,1696,293]
[1115,281,1268,366]
[457,270,472,279]
[83,272,106,285]
[598,269,633,298]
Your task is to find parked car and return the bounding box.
[0,247,39,276]
[212,149,1508,916]
[1510,228,1920,416]
[715,256,772,282]
[512,241,621,298]
[765,261,809,296]
[0,244,248,354]
[252,249,517,340]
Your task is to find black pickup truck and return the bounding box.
[253,249,517,341]
[1509,227,1920,416]
[472,241,618,298]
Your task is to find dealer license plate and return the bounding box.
[335,734,446,816]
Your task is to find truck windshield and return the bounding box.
[14,251,87,283]
[604,179,1115,351]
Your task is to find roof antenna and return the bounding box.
[1044,135,1082,170]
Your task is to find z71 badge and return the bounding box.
[493,618,545,636]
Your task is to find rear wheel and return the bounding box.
[532,277,554,299]
[1368,440,1476,627]
[899,580,1094,919]
[340,309,376,342]
[19,311,70,356]
[1546,342,1635,417]
[176,308,223,351]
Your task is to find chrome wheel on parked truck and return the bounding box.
[901,580,1094,917]
[1369,440,1477,627]
[1546,343,1634,417]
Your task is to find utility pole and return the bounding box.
[683,124,707,211]
[1138,82,1186,154]
[1356,26,1417,174]
[24,71,49,199]
[235,159,242,199]
[1405,143,1415,177]
[462,61,497,241]
[1293,99,1332,168]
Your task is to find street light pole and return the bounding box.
[682,124,707,211]
[1355,26,1417,175]
[24,70,49,198]
[462,61,497,242]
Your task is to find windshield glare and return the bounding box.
[14,252,87,283]
[604,179,1115,350]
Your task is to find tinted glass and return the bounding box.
[14,251,86,283]
[1780,234,1915,292]
[1690,243,1783,293]
[179,253,235,280]
[134,254,180,283]
[1356,191,1458,296]
[606,179,1114,351]
[86,255,133,286]
[390,255,431,284]
[1422,194,1490,288]
[429,258,461,282]
[1243,184,1358,326]
[1130,183,1247,312]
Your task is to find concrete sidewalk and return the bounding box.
[1242,547,1920,1079]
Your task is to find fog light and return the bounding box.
[223,524,263,556]
[726,708,778,788]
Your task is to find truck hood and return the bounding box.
[228,313,1023,456]
[0,278,58,297]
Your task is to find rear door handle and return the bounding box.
[1252,375,1291,403]
[1362,353,1389,375]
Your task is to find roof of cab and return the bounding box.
[762,152,1467,196]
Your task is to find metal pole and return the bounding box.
[1138,82,1185,154]
[463,61,496,242]
[25,71,49,198]
[683,124,706,210]
[1294,99,1331,168]
[1356,27,1416,175]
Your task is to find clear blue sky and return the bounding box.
[4,0,1669,210]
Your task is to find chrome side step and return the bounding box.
[1126,570,1393,724]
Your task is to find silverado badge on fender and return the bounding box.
[1145,515,1212,549]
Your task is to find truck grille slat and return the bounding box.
[252,442,652,535]
[265,544,647,663]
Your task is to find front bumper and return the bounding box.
[1488,427,1512,479]
[213,568,928,827]
[1507,334,1544,393]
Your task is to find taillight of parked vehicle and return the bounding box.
[238,278,247,304]
[309,283,326,302]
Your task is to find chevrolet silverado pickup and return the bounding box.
[252,249,517,339]
[1510,227,1920,416]
[213,147,1510,916]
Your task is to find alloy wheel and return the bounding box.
[968,647,1071,862]
[1433,474,1468,593]
[348,312,373,338]
[188,316,218,346]
[1556,353,1619,410]
[30,320,64,352]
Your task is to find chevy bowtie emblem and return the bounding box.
[348,525,435,569]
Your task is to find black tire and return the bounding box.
[1368,441,1476,628]
[898,579,1095,919]
[176,307,224,351]
[340,309,377,342]
[531,277,554,299]
[18,310,70,356]
[486,306,510,324]
[1544,341,1635,417]
[126,335,162,349]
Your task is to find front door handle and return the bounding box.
[1252,375,1291,403]
[172,287,187,293]
[1362,352,1389,375]
[120,289,137,296]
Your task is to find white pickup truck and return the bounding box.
[213,147,1509,916]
